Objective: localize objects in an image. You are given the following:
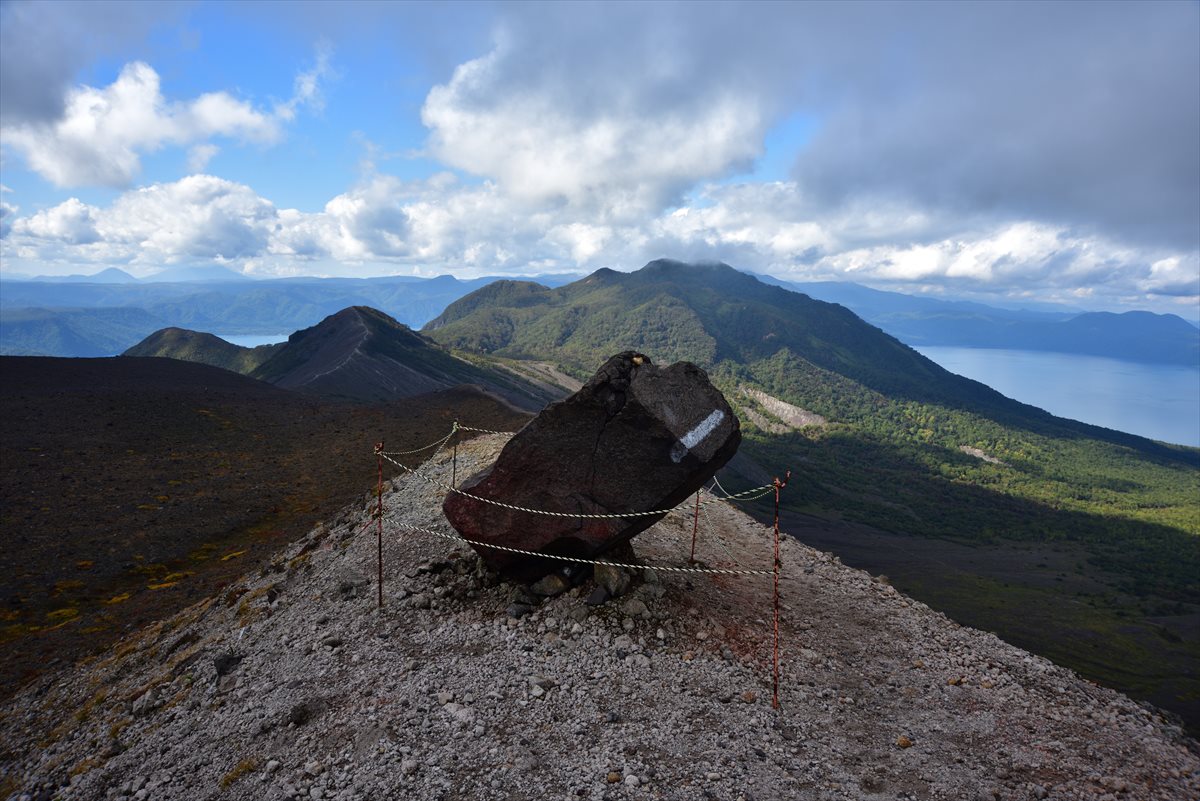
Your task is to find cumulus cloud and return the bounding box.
[417,2,1198,253]
[421,6,776,219]
[1,50,331,187]
[4,172,1194,314]
[11,197,99,244]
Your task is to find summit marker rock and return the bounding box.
[442,352,741,581]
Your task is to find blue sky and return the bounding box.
[0,0,1197,320]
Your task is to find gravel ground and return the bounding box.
[2,434,1197,801]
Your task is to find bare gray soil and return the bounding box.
[2,435,1196,801]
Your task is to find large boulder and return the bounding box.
[443,352,741,581]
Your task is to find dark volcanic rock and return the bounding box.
[443,352,740,580]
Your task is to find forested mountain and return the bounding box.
[424,258,1200,726]
[124,327,282,374]
[0,307,166,357]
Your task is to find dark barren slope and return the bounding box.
[127,306,563,411]
[0,356,530,701]
[251,306,559,410]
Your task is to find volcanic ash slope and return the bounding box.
[2,435,1197,801]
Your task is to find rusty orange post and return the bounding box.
[689,490,701,563]
[772,469,790,709]
[375,441,384,609]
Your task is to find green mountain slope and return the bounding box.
[425,259,1200,728]
[1,307,166,357]
[124,327,282,373]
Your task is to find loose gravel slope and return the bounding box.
[2,434,1196,801]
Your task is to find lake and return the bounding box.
[915,346,1200,447]
[213,333,289,348]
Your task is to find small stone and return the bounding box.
[401,759,418,776]
[530,572,571,597]
[437,691,454,705]
[266,760,280,774]
[409,593,431,610]
[131,689,159,717]
[506,602,533,619]
[621,598,650,619]
[321,635,343,649]
[706,772,721,781]
[528,675,556,690]
[896,736,913,749]
[594,564,633,598]
[585,586,611,606]
[607,772,622,783]
[624,775,640,787]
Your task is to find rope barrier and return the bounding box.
[390,521,776,576]
[381,451,775,520]
[370,419,789,707]
[455,423,517,435]
[379,430,456,457]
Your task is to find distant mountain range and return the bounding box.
[761,277,1200,366]
[3,267,1195,365]
[15,258,1200,729]
[0,307,166,357]
[125,307,569,410]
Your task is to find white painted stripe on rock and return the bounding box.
[670,409,725,463]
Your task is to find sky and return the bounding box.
[0,0,1197,318]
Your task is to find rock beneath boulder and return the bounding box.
[594,564,634,599]
[443,352,740,581]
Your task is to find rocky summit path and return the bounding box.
[2,434,1197,801]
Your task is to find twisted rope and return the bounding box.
[381,450,774,520]
[380,430,457,457]
[393,521,775,576]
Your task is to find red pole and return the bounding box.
[375,441,384,609]
[689,490,701,563]
[772,469,790,710]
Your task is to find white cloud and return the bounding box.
[3,172,1194,316]
[0,50,331,188]
[421,39,766,219]
[11,197,98,244]
[186,143,220,173]
[0,199,17,239]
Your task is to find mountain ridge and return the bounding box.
[125,307,569,411]
[2,433,1196,800]
[420,259,1200,728]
